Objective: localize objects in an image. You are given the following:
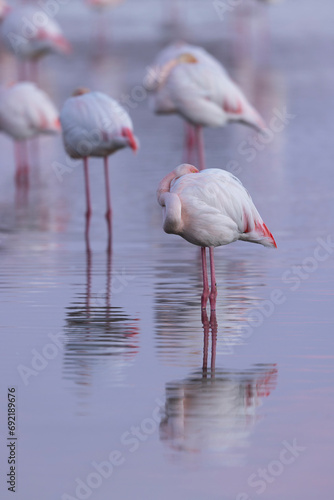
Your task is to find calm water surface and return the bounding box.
[0,1,334,499]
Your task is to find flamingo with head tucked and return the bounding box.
[0,3,71,80]
[146,42,265,170]
[60,89,138,250]
[157,164,276,311]
[0,81,61,185]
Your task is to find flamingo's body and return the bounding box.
[146,43,264,170]
[0,82,60,183]
[157,164,276,310]
[0,82,60,139]
[61,91,137,158]
[60,90,138,249]
[0,4,70,78]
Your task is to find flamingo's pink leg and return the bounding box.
[29,59,39,85]
[104,156,112,252]
[196,126,206,170]
[21,140,29,181]
[209,247,217,311]
[201,247,209,310]
[15,141,29,187]
[183,123,196,164]
[14,142,22,185]
[83,157,92,251]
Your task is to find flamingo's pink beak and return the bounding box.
[122,128,138,153]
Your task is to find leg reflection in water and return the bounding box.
[63,249,140,402]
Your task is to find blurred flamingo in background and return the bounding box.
[60,89,138,251]
[86,0,125,50]
[145,42,265,170]
[0,81,60,185]
[157,164,276,311]
[232,0,281,61]
[0,2,71,80]
[86,0,124,7]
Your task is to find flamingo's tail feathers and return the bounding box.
[241,219,277,248]
[255,221,277,248]
[243,105,266,132]
[223,96,266,132]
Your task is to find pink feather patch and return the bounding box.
[223,98,243,115]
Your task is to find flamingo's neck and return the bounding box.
[153,53,198,91]
[157,170,183,235]
[157,170,177,206]
[162,193,182,235]
[158,59,179,88]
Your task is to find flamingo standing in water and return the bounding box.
[0,81,61,185]
[146,42,265,170]
[60,89,138,250]
[0,2,71,80]
[157,164,276,311]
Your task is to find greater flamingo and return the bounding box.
[146,42,265,170]
[0,81,61,185]
[60,89,138,250]
[0,3,71,80]
[157,164,276,311]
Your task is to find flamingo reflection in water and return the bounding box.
[63,250,140,401]
[160,311,277,461]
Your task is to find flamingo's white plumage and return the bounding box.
[60,89,138,249]
[157,164,276,310]
[60,90,138,158]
